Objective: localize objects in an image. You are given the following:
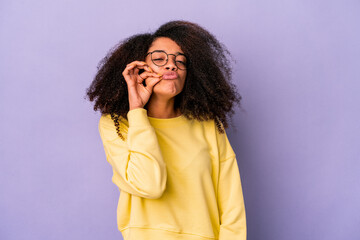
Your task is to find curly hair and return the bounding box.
[86,20,241,140]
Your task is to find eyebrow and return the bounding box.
[155,50,185,55]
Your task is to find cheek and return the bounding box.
[179,74,187,90]
[146,61,161,73]
[180,72,187,84]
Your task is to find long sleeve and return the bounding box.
[218,156,247,240]
[98,108,167,199]
[216,128,247,240]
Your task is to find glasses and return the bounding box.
[146,50,187,70]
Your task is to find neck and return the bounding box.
[146,95,181,118]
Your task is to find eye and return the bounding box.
[176,55,186,63]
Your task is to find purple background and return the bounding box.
[1,1,359,239]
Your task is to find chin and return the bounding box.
[153,81,182,97]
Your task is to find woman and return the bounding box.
[87,20,246,240]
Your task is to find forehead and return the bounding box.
[148,37,184,54]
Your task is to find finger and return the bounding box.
[127,60,146,66]
[143,65,153,73]
[123,64,136,77]
[137,73,145,83]
[126,61,147,70]
[123,65,145,81]
[125,66,150,78]
[141,72,161,78]
[145,76,163,89]
[133,67,140,76]
[138,72,161,82]
[137,72,150,84]
[123,62,152,84]
[123,61,147,73]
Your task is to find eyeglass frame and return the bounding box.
[146,50,188,70]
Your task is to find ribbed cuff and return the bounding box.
[127,108,151,127]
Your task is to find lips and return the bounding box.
[162,72,178,80]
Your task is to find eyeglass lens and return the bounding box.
[150,51,187,70]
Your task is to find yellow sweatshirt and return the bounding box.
[98,108,246,240]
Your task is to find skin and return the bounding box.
[122,37,187,118]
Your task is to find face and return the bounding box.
[145,37,187,99]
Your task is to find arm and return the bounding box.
[99,108,167,199]
[218,156,247,240]
[216,128,247,239]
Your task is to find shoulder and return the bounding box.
[99,114,113,127]
[194,118,235,160]
[213,120,236,161]
[196,117,236,161]
[98,114,129,142]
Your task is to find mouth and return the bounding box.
[162,72,178,80]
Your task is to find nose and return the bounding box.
[165,55,178,71]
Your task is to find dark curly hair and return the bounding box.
[86,20,241,140]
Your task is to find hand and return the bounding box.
[122,61,162,110]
